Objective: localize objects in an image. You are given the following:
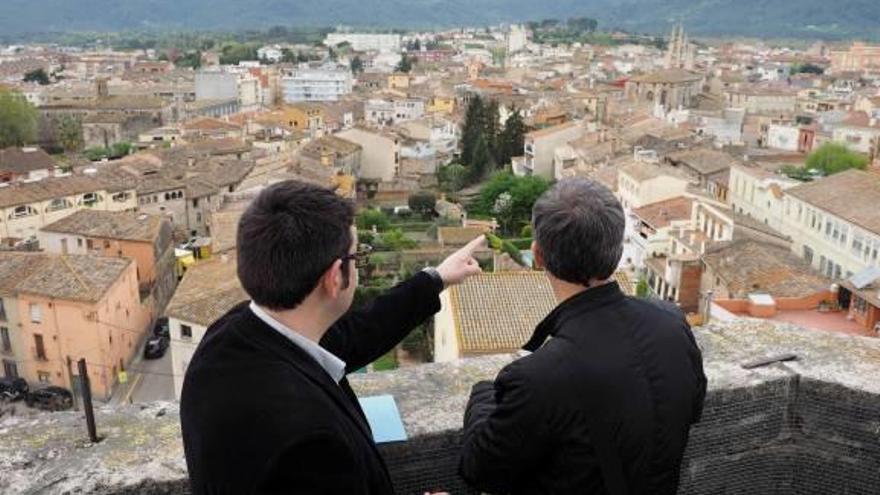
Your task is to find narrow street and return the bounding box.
[116,343,175,404]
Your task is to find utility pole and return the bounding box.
[76,359,100,443]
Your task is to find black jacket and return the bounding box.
[459,282,707,495]
[181,272,441,495]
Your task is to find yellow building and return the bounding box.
[388,73,411,89]
[427,95,455,114]
[276,103,325,132]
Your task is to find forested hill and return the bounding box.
[2,0,879,40]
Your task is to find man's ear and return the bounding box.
[320,259,344,299]
[532,241,546,270]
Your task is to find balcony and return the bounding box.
[3,319,880,493]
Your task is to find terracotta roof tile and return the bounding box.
[41,210,166,243]
[786,170,880,235]
[449,272,556,354]
[165,256,246,326]
[0,252,131,302]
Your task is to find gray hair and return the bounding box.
[532,178,625,285]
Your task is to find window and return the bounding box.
[853,233,865,255]
[34,334,46,360]
[80,192,100,206]
[30,303,42,323]
[10,205,36,219]
[77,238,83,247]
[3,359,17,378]
[46,198,71,212]
[1,327,10,353]
[181,324,193,340]
[0,298,4,320]
[112,192,129,202]
[192,199,199,208]
[37,371,51,383]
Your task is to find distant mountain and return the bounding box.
[2,0,879,40]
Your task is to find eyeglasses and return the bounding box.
[341,244,373,269]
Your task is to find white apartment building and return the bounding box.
[364,98,425,126]
[832,121,880,154]
[728,164,800,232]
[325,33,401,53]
[336,128,400,182]
[166,256,245,399]
[282,66,353,102]
[257,45,284,63]
[730,168,880,280]
[237,74,262,113]
[766,123,801,152]
[520,121,585,179]
[195,71,239,101]
[617,161,690,210]
[783,170,880,280]
[0,174,137,244]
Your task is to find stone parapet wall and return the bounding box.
[2,319,879,494]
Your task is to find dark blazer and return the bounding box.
[459,282,707,495]
[181,272,442,495]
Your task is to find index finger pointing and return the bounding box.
[461,234,488,255]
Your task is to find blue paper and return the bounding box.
[358,394,407,443]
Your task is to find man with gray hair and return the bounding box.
[459,178,707,494]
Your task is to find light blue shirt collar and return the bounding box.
[249,301,347,383]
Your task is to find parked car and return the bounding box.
[153,317,169,338]
[144,334,170,359]
[0,377,29,402]
[26,386,73,411]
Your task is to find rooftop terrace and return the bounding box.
[2,318,879,494]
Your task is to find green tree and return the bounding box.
[23,68,50,85]
[377,228,417,251]
[497,107,526,167]
[395,54,414,73]
[356,209,391,232]
[175,51,202,69]
[481,99,500,163]
[468,134,494,183]
[111,142,132,158]
[567,17,599,33]
[791,62,824,75]
[0,89,38,148]
[636,278,650,298]
[350,56,365,74]
[472,172,550,235]
[437,163,468,193]
[806,143,869,176]
[460,96,485,167]
[56,116,83,153]
[281,48,297,63]
[219,43,258,65]
[408,192,437,219]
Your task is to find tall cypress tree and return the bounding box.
[468,134,494,183]
[498,107,526,168]
[482,99,500,164]
[460,95,484,167]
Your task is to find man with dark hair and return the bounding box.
[181,180,484,494]
[459,178,707,494]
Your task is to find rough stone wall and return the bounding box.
[2,319,880,494]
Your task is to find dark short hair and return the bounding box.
[237,180,355,310]
[532,178,624,285]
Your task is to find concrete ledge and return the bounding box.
[2,319,880,494]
